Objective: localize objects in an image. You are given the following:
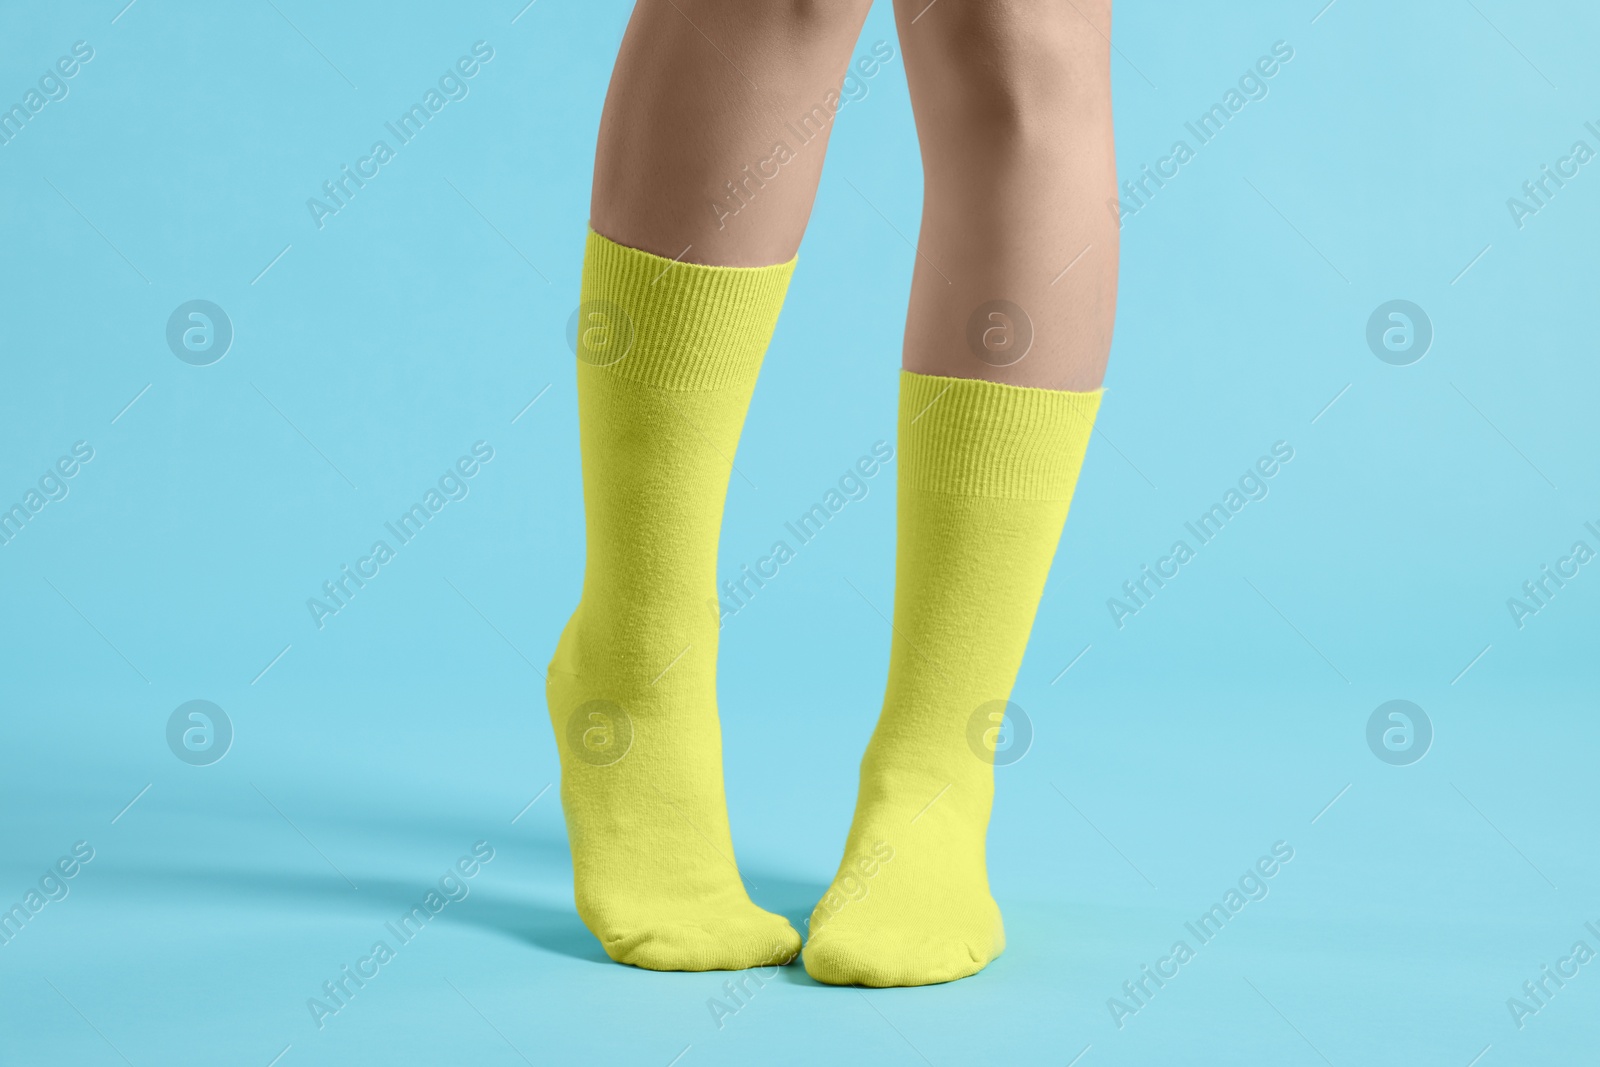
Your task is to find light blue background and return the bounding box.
[2,1,1597,1064]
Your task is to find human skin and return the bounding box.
[589,0,1118,390]
[590,0,878,268]
[892,0,1118,391]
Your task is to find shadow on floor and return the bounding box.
[94,859,829,970]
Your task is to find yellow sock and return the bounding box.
[804,370,1101,986]
[547,229,798,971]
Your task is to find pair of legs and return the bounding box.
[594,0,1117,389]
[547,0,1116,986]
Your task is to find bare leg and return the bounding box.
[592,0,876,267]
[549,0,875,972]
[897,0,1117,390]
[802,1,1115,986]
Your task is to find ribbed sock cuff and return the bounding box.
[576,227,795,391]
[898,371,1102,500]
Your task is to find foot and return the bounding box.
[803,761,1003,986]
[547,615,799,972]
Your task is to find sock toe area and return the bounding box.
[600,908,800,972]
[803,927,998,987]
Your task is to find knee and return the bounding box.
[784,0,878,23]
[906,1,1111,143]
[675,0,875,41]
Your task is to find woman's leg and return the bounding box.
[805,0,1116,986]
[592,0,876,267]
[548,0,874,972]
[901,0,1118,388]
